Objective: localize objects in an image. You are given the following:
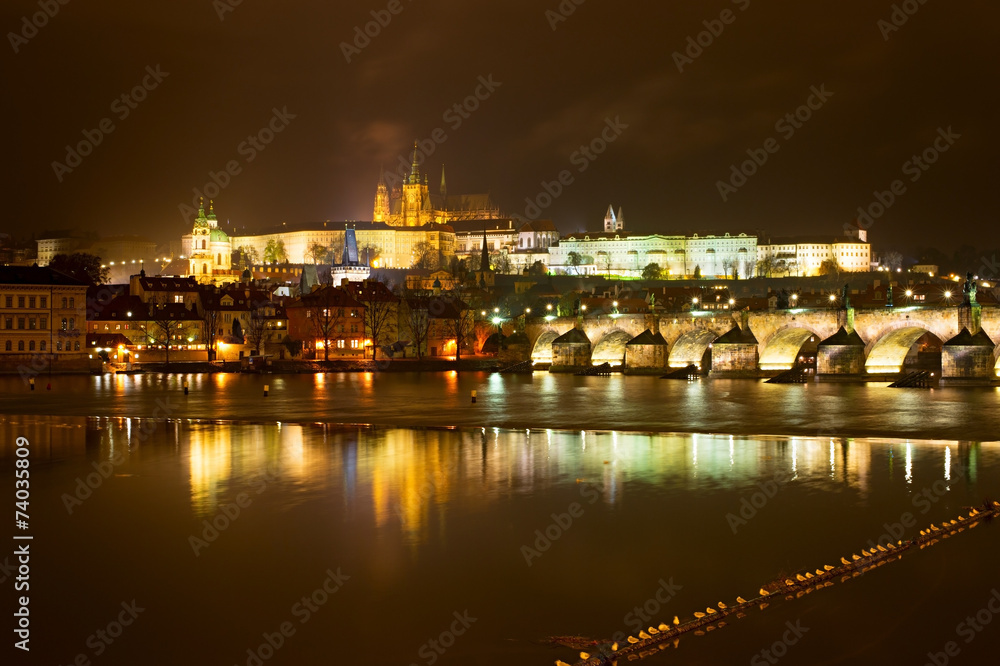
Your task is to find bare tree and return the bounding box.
[722,257,738,280]
[567,251,583,275]
[351,281,399,360]
[305,287,346,362]
[882,251,904,272]
[599,252,613,277]
[307,242,327,264]
[245,303,269,355]
[202,307,221,361]
[491,250,513,275]
[147,308,176,367]
[412,241,440,270]
[401,295,431,360]
[440,291,475,361]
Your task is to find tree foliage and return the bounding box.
[641,263,662,281]
[264,239,287,264]
[49,253,109,284]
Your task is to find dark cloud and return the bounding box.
[3,0,998,252]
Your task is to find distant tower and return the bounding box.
[373,167,390,223]
[604,205,623,232]
[400,141,430,226]
[617,206,625,230]
[480,227,490,271]
[440,164,448,200]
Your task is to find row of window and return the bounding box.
[3,295,78,309]
[3,317,76,330]
[3,340,80,352]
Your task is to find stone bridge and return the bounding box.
[523,305,1000,378]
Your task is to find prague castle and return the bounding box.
[374,142,502,226]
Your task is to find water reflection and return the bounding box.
[173,427,988,543]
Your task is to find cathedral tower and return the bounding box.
[373,167,390,223]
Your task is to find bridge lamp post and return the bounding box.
[691,297,700,311]
[545,303,555,322]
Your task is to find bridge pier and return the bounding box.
[624,330,668,375]
[550,327,592,373]
[817,327,866,375]
[942,328,996,379]
[710,325,759,377]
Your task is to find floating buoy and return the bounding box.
[759,588,770,597]
[627,635,639,644]
[852,554,861,561]
[673,616,680,625]
[694,612,706,619]
[796,574,806,582]
[611,642,618,651]
[737,596,747,604]
[706,607,716,615]
[718,601,727,609]
[659,623,670,631]
[824,565,834,571]
[639,631,651,640]
[648,626,659,635]
[580,652,590,660]
[841,557,850,565]
[785,579,794,586]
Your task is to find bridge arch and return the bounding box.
[668,329,719,368]
[591,330,632,366]
[994,345,1000,376]
[530,330,560,364]
[758,325,823,371]
[862,319,948,374]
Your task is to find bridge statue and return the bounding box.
[963,272,978,306]
[886,283,894,308]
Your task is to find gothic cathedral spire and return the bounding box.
[373,166,390,223]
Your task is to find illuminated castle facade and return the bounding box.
[374,143,502,227]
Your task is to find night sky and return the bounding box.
[4,0,999,252]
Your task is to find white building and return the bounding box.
[756,235,871,277]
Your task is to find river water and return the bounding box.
[2,374,1000,665]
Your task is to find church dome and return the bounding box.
[210,229,230,242]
